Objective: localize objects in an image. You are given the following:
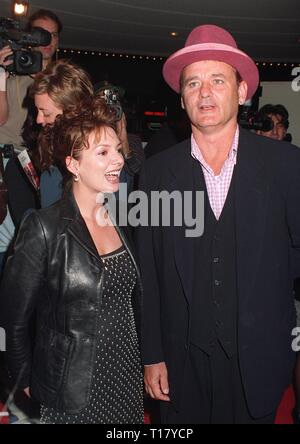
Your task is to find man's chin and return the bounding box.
[41,50,55,60]
[42,54,54,61]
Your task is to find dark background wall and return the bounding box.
[58,49,299,141]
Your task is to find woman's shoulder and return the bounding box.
[20,199,64,236]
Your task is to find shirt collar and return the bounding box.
[191,126,239,173]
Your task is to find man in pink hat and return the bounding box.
[137,24,300,423]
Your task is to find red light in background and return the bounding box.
[144,111,165,117]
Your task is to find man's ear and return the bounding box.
[238,80,248,106]
[65,156,79,176]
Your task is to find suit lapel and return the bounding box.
[169,141,205,305]
[169,131,269,306]
[68,218,102,262]
[235,129,269,303]
[61,191,138,267]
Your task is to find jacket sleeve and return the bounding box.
[135,164,165,365]
[285,149,300,281]
[4,157,38,228]
[0,210,47,389]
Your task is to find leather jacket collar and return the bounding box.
[59,189,138,268]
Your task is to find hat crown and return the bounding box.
[185,24,238,49]
[163,24,259,100]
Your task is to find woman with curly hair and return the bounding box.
[0,96,144,424]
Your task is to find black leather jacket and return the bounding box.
[0,191,142,414]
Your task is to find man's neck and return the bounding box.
[193,123,237,158]
[192,122,238,175]
[42,58,51,70]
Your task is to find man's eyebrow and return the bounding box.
[184,73,226,82]
[183,75,200,84]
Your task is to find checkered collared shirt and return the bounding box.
[191,127,239,220]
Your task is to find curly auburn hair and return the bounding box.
[38,94,117,183]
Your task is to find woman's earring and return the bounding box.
[74,173,80,182]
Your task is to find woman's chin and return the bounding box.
[100,185,120,194]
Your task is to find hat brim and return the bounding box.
[163,43,259,100]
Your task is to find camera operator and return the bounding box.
[255,103,290,142]
[0,9,62,273]
[27,9,62,70]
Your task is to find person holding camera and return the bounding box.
[255,103,290,142]
[0,9,62,273]
[0,9,62,143]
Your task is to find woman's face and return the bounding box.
[70,126,124,195]
[35,93,62,126]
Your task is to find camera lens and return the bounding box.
[19,52,33,68]
[14,49,42,74]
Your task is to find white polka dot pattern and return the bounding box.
[40,247,144,424]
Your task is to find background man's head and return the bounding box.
[256,104,289,141]
[28,9,62,67]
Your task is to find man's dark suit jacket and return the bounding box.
[136,127,300,418]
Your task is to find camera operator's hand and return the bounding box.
[0,46,13,126]
[0,45,13,71]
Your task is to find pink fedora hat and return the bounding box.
[163,24,259,100]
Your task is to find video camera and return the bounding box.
[0,17,51,74]
[238,106,274,132]
[102,88,123,121]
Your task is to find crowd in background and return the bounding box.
[0,9,299,425]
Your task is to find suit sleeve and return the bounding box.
[135,165,165,365]
[286,150,300,280]
[0,211,47,388]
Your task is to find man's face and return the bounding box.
[257,114,286,141]
[31,17,59,64]
[181,60,247,134]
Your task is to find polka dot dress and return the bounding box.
[40,246,144,424]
